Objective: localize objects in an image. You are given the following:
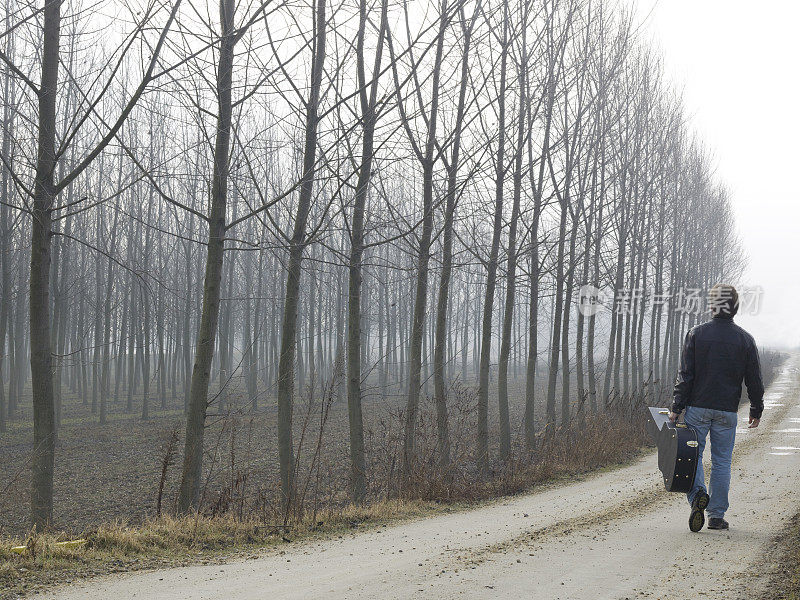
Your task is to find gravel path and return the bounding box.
[51,357,800,600]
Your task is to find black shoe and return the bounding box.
[707,518,729,530]
[689,491,709,532]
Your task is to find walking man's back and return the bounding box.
[669,283,765,532]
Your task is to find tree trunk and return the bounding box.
[345,0,386,503]
[176,0,236,512]
[276,0,327,504]
[399,0,446,483]
[545,198,567,426]
[477,12,508,475]
[498,20,525,462]
[433,2,475,473]
[29,0,61,529]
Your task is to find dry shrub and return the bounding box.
[395,383,651,503]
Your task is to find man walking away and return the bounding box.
[669,283,764,532]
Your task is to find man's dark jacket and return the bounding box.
[671,315,765,419]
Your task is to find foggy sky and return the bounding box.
[637,0,800,349]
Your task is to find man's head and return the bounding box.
[708,283,739,317]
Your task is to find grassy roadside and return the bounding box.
[0,432,651,599]
[0,500,457,599]
[764,514,800,600]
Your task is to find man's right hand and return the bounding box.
[748,416,760,428]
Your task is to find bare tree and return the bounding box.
[345,0,388,503]
[388,0,449,484]
[275,0,328,503]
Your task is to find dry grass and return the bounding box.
[0,498,448,598]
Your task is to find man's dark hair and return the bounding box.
[708,283,739,316]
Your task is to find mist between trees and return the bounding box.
[0,0,751,531]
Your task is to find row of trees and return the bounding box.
[0,0,744,528]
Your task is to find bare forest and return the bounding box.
[0,0,753,540]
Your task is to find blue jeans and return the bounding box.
[683,406,738,519]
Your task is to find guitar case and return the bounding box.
[646,406,700,493]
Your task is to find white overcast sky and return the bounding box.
[634,0,800,349]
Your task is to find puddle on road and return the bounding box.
[776,429,800,433]
[770,452,794,456]
[788,418,800,423]
[772,447,800,451]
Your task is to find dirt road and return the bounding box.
[52,357,800,600]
